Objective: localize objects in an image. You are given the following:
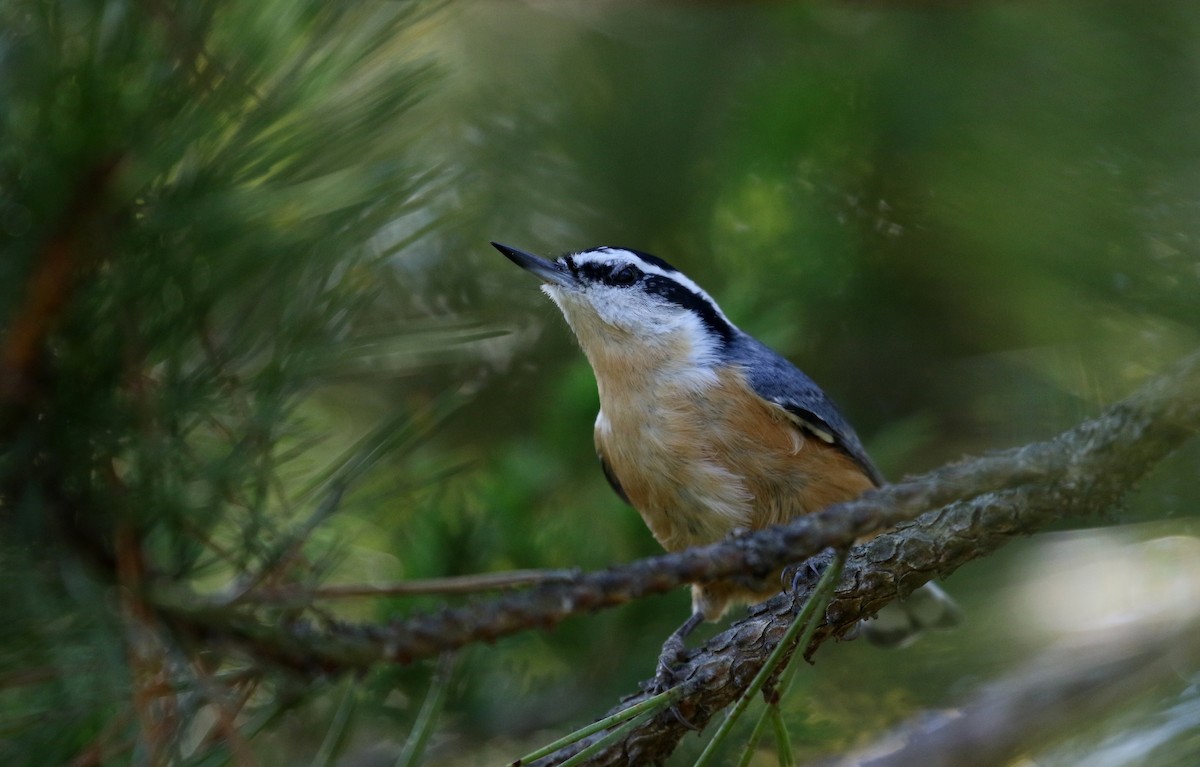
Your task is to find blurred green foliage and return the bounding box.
[2,1,1200,765]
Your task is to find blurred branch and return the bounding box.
[0,156,124,406]
[817,614,1200,767]
[154,348,1200,692]
[234,569,582,607]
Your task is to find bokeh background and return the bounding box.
[3,1,1200,765]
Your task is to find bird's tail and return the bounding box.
[860,582,962,648]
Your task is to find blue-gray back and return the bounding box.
[731,332,885,487]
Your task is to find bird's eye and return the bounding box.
[610,265,640,286]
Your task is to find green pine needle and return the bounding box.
[697,551,847,767]
[394,652,457,767]
[511,685,685,766]
[311,677,359,767]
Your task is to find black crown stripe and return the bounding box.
[621,248,679,274]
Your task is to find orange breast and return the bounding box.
[595,367,875,555]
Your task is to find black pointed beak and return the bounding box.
[492,242,578,287]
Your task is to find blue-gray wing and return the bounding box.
[732,334,885,487]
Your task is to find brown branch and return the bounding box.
[528,353,1200,763]
[139,349,1200,763]
[536,351,1200,765]
[1,156,124,405]
[235,569,583,607]
[154,417,1070,669]
[155,450,1039,672]
[153,349,1200,693]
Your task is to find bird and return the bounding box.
[493,241,959,676]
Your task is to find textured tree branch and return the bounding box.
[158,349,1200,678]
[533,349,1200,766]
[155,446,1050,672]
[153,350,1200,763]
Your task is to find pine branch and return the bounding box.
[536,350,1200,765]
[153,348,1200,697]
[234,570,583,607]
[0,155,125,406]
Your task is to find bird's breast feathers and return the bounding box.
[594,367,874,553]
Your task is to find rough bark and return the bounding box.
[533,350,1200,765]
[152,350,1200,764]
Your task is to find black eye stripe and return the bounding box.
[642,275,735,347]
[574,262,644,286]
[562,250,735,347]
[562,255,579,278]
[577,263,608,282]
[610,264,640,286]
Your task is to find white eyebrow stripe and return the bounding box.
[571,247,734,326]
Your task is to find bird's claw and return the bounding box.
[650,632,687,694]
[650,649,700,731]
[646,615,704,730]
[783,557,825,593]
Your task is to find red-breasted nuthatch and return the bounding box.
[495,242,959,657]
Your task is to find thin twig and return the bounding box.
[1,156,124,405]
[238,569,582,607]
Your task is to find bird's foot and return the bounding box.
[651,631,688,694]
[644,612,705,729]
[782,555,826,594]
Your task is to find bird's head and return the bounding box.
[494,242,737,376]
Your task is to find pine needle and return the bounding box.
[510,685,685,766]
[696,551,847,767]
[310,676,358,767]
[394,652,457,767]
